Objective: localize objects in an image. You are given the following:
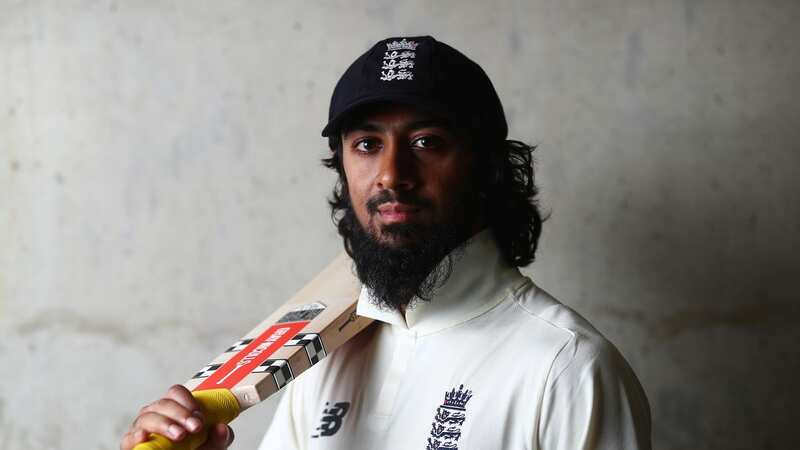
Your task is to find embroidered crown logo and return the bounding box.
[425,384,474,450]
[443,385,473,410]
[386,38,419,51]
[380,39,418,81]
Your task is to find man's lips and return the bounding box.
[376,203,422,223]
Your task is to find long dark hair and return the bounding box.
[322,134,544,267]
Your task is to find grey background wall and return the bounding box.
[2,1,798,449]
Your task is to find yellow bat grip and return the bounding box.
[132,389,241,450]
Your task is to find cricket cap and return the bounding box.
[321,36,507,142]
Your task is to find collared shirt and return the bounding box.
[258,230,651,450]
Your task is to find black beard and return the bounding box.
[343,206,468,312]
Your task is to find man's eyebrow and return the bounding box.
[405,119,454,131]
[343,122,385,137]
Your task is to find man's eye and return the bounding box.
[411,136,442,149]
[354,138,381,153]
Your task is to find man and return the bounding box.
[121,36,651,450]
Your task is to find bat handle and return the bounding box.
[132,389,241,450]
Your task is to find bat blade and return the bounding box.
[133,253,370,450]
[186,252,369,409]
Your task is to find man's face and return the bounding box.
[340,104,484,247]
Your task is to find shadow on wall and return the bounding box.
[572,107,800,450]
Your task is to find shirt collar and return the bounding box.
[356,229,526,335]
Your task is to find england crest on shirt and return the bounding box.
[425,384,473,450]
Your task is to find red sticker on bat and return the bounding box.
[195,321,308,391]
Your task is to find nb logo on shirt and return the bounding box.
[311,401,351,438]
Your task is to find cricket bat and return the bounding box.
[134,253,370,450]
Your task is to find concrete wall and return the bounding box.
[2,1,798,449]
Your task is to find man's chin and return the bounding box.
[370,222,426,247]
[350,218,463,311]
[373,231,421,248]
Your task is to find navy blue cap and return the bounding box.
[321,36,508,142]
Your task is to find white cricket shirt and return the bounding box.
[259,230,651,450]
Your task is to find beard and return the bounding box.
[341,191,472,312]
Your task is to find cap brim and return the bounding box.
[320,93,454,137]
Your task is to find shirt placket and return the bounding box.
[373,327,416,418]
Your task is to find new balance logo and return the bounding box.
[310,401,350,438]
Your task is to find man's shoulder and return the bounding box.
[506,279,630,378]
[509,280,604,339]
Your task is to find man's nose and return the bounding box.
[376,140,416,191]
